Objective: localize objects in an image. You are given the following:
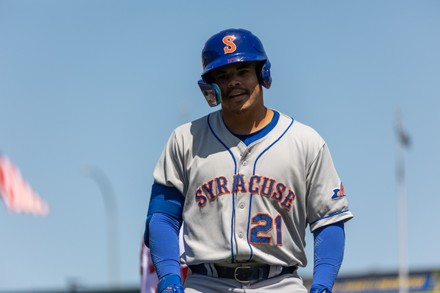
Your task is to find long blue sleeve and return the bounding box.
[144,183,184,279]
[148,213,181,279]
[311,221,345,292]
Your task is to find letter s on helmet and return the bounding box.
[198,28,272,107]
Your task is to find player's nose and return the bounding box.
[227,76,241,87]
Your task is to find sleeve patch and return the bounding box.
[331,182,346,200]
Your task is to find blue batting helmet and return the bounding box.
[200,28,272,89]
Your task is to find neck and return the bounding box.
[222,107,274,135]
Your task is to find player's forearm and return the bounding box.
[311,221,345,292]
[148,213,182,279]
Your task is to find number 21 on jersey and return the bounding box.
[250,213,283,246]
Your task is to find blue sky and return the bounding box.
[1,0,439,291]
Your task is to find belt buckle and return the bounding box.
[234,266,252,283]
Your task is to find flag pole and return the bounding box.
[83,165,120,288]
[395,110,409,293]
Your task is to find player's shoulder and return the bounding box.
[171,111,216,138]
[277,111,325,144]
[292,120,322,140]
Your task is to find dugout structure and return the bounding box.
[330,269,440,293]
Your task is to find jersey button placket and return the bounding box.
[235,149,254,260]
[238,147,249,171]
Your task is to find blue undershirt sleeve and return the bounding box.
[144,182,184,279]
[148,213,181,279]
[311,221,345,292]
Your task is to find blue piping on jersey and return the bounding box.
[207,114,238,263]
[234,111,280,146]
[252,117,295,174]
[245,117,295,262]
[310,210,351,225]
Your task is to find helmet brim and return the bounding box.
[202,53,267,77]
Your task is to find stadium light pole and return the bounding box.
[83,165,120,288]
[395,110,410,293]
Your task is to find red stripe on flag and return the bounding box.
[0,155,49,216]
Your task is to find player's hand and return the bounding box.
[157,274,184,293]
[310,286,331,293]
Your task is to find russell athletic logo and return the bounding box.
[222,35,237,54]
[331,182,346,200]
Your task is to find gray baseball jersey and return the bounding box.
[153,110,353,268]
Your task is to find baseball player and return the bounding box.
[144,28,353,293]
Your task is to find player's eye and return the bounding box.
[238,68,251,76]
[215,73,227,82]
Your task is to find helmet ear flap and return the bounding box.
[198,80,221,107]
[260,60,272,89]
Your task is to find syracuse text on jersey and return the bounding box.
[195,174,296,211]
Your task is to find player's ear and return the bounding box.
[198,80,221,107]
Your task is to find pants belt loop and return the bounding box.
[205,263,218,277]
[268,265,283,279]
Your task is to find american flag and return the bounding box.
[0,154,49,216]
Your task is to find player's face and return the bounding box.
[210,62,263,115]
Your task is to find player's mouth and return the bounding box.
[226,88,248,100]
